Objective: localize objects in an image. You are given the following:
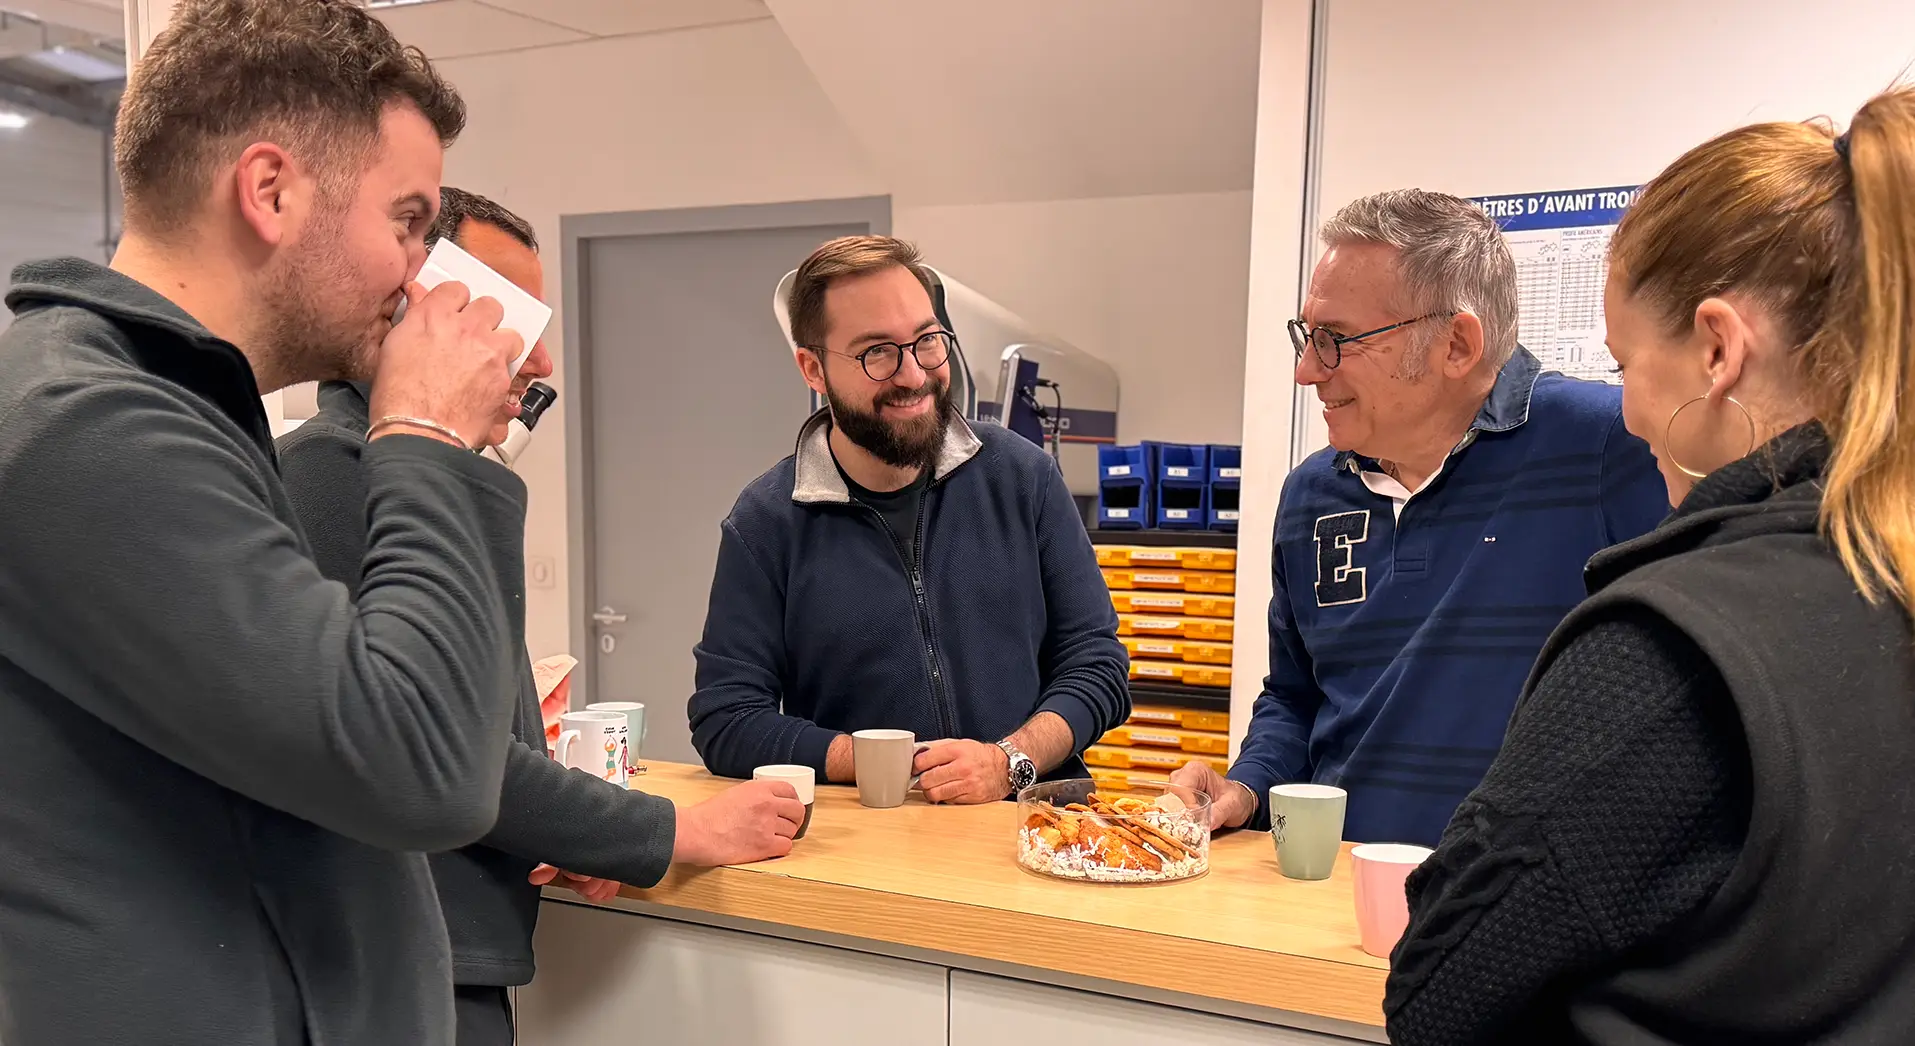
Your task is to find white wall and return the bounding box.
[0,115,115,331]
[1280,0,1915,463]
[896,190,1252,447]
[433,21,885,659]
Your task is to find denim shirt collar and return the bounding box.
[1332,345,1543,473]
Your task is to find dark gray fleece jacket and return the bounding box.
[277,380,677,987]
[0,259,525,1046]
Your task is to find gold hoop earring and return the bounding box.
[1663,394,1757,480]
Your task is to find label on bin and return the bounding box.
[1134,618,1182,630]
[1218,510,1241,521]
[1220,467,1243,479]
[1166,510,1190,520]
[1106,508,1131,518]
[1134,572,1180,584]
[1132,596,1183,609]
[1106,465,1132,477]
[1130,550,1178,562]
[1130,729,1180,743]
[1167,466,1191,478]
[1134,666,1178,680]
[1136,642,1178,655]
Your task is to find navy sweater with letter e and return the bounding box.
[1227,349,1669,845]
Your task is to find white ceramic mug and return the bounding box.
[586,701,647,776]
[752,764,815,840]
[553,710,628,786]
[852,729,928,808]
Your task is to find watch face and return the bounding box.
[1012,757,1037,791]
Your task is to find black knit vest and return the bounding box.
[1523,427,1915,1043]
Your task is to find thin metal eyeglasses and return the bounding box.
[1287,312,1453,370]
[809,330,958,382]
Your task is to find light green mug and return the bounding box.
[1269,783,1348,881]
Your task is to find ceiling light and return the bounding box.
[0,112,30,130]
[23,46,124,83]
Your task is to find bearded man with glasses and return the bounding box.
[1171,190,1667,847]
[688,235,1128,804]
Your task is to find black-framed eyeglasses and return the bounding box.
[1287,312,1453,370]
[812,329,957,382]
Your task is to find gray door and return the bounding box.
[581,221,869,766]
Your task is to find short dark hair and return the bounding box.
[787,235,933,349]
[427,187,539,252]
[115,0,466,235]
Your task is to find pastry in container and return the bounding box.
[1016,779,1210,883]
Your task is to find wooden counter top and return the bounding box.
[581,762,1388,1029]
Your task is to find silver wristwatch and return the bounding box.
[997,739,1038,797]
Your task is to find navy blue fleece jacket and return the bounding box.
[688,411,1130,783]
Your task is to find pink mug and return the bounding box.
[1351,843,1434,958]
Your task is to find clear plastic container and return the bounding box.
[1016,778,1211,884]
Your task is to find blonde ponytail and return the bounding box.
[1611,85,1915,615]
[1813,89,1915,612]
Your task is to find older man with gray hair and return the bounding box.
[1173,189,1668,846]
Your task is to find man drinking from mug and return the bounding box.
[688,235,1129,804]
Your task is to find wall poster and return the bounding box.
[1470,185,1640,383]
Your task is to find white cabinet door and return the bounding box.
[949,970,1372,1046]
[517,903,948,1046]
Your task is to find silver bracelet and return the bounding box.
[366,415,473,451]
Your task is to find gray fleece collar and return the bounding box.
[791,407,983,505]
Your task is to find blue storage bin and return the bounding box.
[1097,443,1155,529]
[1208,444,1243,488]
[1099,444,1150,485]
[1156,482,1208,530]
[1098,496,1149,529]
[1207,495,1240,532]
[1156,443,1209,487]
[1207,443,1242,531]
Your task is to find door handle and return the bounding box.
[592,606,628,626]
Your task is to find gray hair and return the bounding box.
[1319,189,1519,371]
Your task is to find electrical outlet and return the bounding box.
[529,556,556,589]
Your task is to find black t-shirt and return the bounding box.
[839,463,929,569]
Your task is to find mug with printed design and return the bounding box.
[553,710,628,786]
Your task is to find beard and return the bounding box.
[826,370,957,471]
[258,205,387,384]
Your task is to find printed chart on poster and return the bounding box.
[1471,185,1640,383]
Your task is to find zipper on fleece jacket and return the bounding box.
[860,498,959,741]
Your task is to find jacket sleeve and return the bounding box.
[1031,461,1130,753]
[688,517,839,779]
[1383,611,1748,1046]
[276,426,680,885]
[482,732,679,887]
[1599,407,1672,543]
[1226,525,1321,830]
[276,422,371,590]
[0,378,524,852]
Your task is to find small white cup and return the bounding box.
[553,710,628,786]
[753,764,815,839]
